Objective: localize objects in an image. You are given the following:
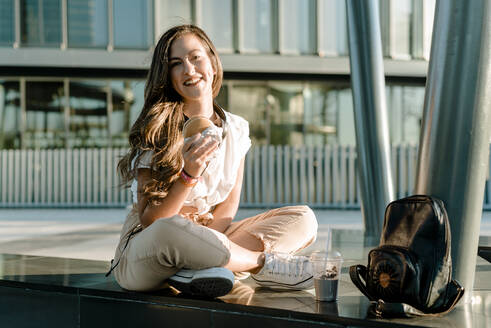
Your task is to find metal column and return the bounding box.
[415,0,491,303]
[346,0,395,243]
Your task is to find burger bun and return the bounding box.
[182,116,214,138]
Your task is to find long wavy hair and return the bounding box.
[118,25,223,205]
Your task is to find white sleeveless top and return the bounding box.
[130,111,251,216]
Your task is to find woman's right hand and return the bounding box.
[182,133,219,177]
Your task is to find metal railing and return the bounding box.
[0,145,489,209]
[0,148,130,207]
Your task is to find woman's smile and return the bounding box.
[183,76,203,86]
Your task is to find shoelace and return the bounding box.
[265,254,308,278]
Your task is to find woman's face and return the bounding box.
[169,33,216,103]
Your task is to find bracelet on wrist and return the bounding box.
[182,168,199,179]
[179,170,199,187]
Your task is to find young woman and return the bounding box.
[108,25,318,298]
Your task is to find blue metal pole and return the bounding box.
[346,0,395,243]
[415,0,491,303]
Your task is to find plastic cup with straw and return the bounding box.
[310,226,343,301]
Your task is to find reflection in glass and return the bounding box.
[242,0,273,53]
[303,86,338,146]
[0,80,427,149]
[201,0,233,51]
[228,82,340,146]
[113,0,152,49]
[335,88,354,145]
[228,84,270,145]
[110,81,145,147]
[320,0,348,56]
[401,87,424,145]
[68,0,108,48]
[21,0,61,46]
[156,0,192,38]
[269,83,304,145]
[0,79,148,149]
[215,84,228,111]
[0,0,14,45]
[25,81,65,148]
[281,0,316,54]
[0,81,20,148]
[68,81,108,148]
[422,0,435,60]
[391,0,412,59]
[387,85,424,145]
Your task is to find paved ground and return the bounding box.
[0,207,489,261]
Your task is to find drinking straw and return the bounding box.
[326,226,332,254]
[324,226,331,273]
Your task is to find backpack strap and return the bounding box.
[349,265,376,301]
[437,279,465,314]
[371,300,426,317]
[105,224,143,277]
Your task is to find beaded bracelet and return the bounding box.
[179,169,199,187]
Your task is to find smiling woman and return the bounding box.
[108,25,318,298]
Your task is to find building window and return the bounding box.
[421,0,435,60]
[0,81,20,148]
[68,0,108,48]
[390,0,412,59]
[67,81,109,148]
[110,80,145,147]
[21,0,62,47]
[227,81,342,146]
[0,79,147,149]
[334,88,355,145]
[319,0,348,56]
[113,0,153,49]
[67,79,146,148]
[25,81,65,148]
[201,0,234,52]
[412,0,435,60]
[303,85,339,145]
[380,0,430,60]
[0,0,15,46]
[0,79,427,149]
[241,0,273,53]
[215,84,228,110]
[155,0,192,40]
[227,83,270,144]
[269,83,306,145]
[387,85,424,145]
[280,0,316,55]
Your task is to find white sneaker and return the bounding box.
[251,253,314,290]
[168,267,234,298]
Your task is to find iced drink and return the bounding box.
[310,251,343,302]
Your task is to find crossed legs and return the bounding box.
[224,205,317,273]
[114,206,317,291]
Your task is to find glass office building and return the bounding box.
[0,0,435,150]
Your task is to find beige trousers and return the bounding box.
[112,205,318,291]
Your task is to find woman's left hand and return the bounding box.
[182,133,219,177]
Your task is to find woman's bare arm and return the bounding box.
[138,134,219,228]
[137,168,195,227]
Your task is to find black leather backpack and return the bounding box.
[350,195,464,317]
